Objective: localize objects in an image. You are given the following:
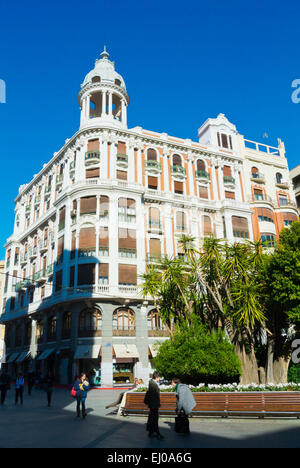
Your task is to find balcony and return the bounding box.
[46,264,53,276]
[85,151,100,166]
[148,221,162,233]
[44,186,51,197]
[29,246,37,260]
[39,239,48,253]
[56,175,63,186]
[195,170,210,183]
[20,254,27,266]
[223,176,236,188]
[118,248,137,258]
[15,281,26,292]
[118,213,136,223]
[25,205,31,215]
[24,278,34,288]
[34,196,41,206]
[99,247,109,257]
[171,165,186,178]
[34,269,47,284]
[116,153,128,168]
[276,178,290,189]
[70,161,76,172]
[79,248,96,258]
[145,160,161,173]
[250,172,265,183]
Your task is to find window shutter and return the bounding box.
[79,227,96,249]
[117,142,126,154]
[86,168,100,179]
[149,238,161,257]
[87,139,99,151]
[199,186,209,199]
[118,264,137,285]
[148,176,158,189]
[117,170,127,180]
[223,166,232,177]
[203,216,212,235]
[174,181,183,194]
[78,264,95,285]
[225,191,235,200]
[80,197,97,215]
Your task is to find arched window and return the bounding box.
[196,159,206,172]
[115,78,121,86]
[176,211,187,231]
[92,76,101,83]
[172,154,182,166]
[113,308,135,332]
[276,172,283,184]
[147,149,157,161]
[62,311,71,339]
[147,309,165,331]
[15,324,22,347]
[47,316,57,341]
[79,309,102,337]
[149,207,161,229]
[36,320,44,344]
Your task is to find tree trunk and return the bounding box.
[273,356,291,384]
[266,337,275,383]
[235,342,259,384]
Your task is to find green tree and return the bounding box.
[153,321,241,385]
[260,221,300,383]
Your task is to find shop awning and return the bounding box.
[16,351,31,362]
[6,352,20,363]
[113,344,140,359]
[149,344,160,358]
[37,348,56,360]
[74,345,101,359]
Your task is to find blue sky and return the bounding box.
[0,0,299,258]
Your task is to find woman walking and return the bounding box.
[44,370,54,407]
[15,373,25,405]
[74,373,90,419]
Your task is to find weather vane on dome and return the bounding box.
[100,45,110,60]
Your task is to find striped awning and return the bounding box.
[74,345,101,359]
[37,348,56,360]
[16,351,31,362]
[6,352,20,363]
[113,344,139,359]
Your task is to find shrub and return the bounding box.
[153,322,242,385]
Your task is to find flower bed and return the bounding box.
[135,382,300,393]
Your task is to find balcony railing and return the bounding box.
[46,264,53,276]
[70,161,76,171]
[79,248,96,257]
[15,281,26,292]
[195,170,210,181]
[116,153,128,165]
[56,175,63,185]
[250,172,265,182]
[99,247,109,256]
[34,196,41,205]
[45,186,51,196]
[118,248,137,258]
[25,205,31,214]
[171,165,186,176]
[145,160,161,172]
[85,151,100,165]
[223,176,235,185]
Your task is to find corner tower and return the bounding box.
[78,47,129,130]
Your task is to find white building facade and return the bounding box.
[0,49,297,386]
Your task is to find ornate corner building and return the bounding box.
[0,49,298,386]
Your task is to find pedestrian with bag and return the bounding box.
[44,370,54,407]
[144,371,165,440]
[73,373,90,419]
[171,378,196,435]
[0,370,11,405]
[15,373,25,405]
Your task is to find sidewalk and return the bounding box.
[0,388,300,448]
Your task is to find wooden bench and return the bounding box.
[121,392,300,418]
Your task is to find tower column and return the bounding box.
[102,91,106,116]
[108,92,113,117]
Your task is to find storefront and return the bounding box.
[113,344,140,385]
[74,344,101,386]
[15,351,31,374]
[37,348,56,376]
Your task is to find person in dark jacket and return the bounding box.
[74,373,90,419]
[27,369,35,396]
[172,378,196,434]
[44,371,54,407]
[145,371,164,440]
[0,370,11,405]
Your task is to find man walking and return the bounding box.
[145,371,164,440]
[15,373,25,405]
[0,370,11,405]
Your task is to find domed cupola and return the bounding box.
[78,47,129,129]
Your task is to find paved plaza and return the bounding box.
[0,388,300,448]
